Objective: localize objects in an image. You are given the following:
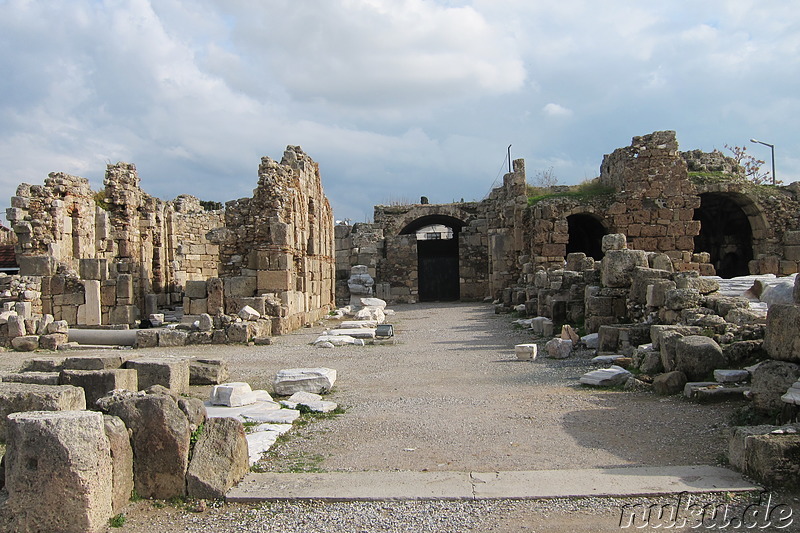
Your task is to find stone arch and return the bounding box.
[693,191,766,278]
[565,212,608,260]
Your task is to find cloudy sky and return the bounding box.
[1,1,799,223]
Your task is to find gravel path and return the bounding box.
[1,302,784,531]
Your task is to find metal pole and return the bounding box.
[771,144,776,185]
[507,145,512,173]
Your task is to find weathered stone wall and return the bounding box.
[7,165,225,326]
[529,131,703,272]
[210,146,335,333]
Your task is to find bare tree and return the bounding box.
[533,167,558,188]
[725,144,778,185]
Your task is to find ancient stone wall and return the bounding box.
[7,147,335,333]
[7,165,225,326]
[210,146,335,333]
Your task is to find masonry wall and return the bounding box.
[211,146,335,333]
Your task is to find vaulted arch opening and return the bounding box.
[566,213,607,260]
[693,192,754,278]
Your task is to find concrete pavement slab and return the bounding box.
[471,465,759,499]
[227,466,759,502]
[227,471,474,502]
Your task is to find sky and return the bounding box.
[1,0,799,224]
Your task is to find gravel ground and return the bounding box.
[2,302,798,532]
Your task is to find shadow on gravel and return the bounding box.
[561,390,743,467]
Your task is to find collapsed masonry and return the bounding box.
[2,146,334,345]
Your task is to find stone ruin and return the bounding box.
[0,145,335,349]
[334,130,800,307]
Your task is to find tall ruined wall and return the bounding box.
[213,146,335,332]
[480,159,528,298]
[8,165,224,325]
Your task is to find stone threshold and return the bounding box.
[226,465,759,502]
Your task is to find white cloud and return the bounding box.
[1,0,800,225]
[542,103,573,118]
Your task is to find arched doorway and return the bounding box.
[693,193,754,278]
[399,215,465,301]
[566,213,607,260]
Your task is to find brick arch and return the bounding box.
[693,190,768,277]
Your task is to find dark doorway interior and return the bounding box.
[693,193,753,278]
[399,215,465,302]
[566,213,607,260]
[418,235,459,301]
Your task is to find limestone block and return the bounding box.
[190,359,230,386]
[239,305,261,321]
[0,383,86,440]
[103,415,135,514]
[5,410,113,533]
[258,269,293,291]
[207,277,224,314]
[579,365,631,386]
[20,356,65,372]
[238,296,267,316]
[98,392,190,499]
[750,360,800,414]
[11,335,39,351]
[17,254,55,276]
[39,332,69,351]
[273,368,337,395]
[187,331,213,344]
[515,343,538,361]
[7,314,26,338]
[189,297,208,315]
[178,396,207,430]
[601,233,627,252]
[59,369,139,408]
[544,338,572,359]
[63,354,128,370]
[764,304,800,362]
[714,369,750,383]
[79,258,108,281]
[728,424,777,472]
[125,358,190,394]
[14,301,32,318]
[210,382,262,407]
[673,335,725,381]
[601,249,648,288]
[116,273,133,299]
[742,433,800,490]
[186,417,249,499]
[184,280,208,299]
[227,322,250,343]
[110,304,139,325]
[48,319,70,334]
[664,288,701,311]
[653,371,687,396]
[2,372,61,385]
[225,276,257,298]
[198,313,213,331]
[136,329,159,348]
[158,328,188,347]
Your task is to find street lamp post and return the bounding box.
[750,138,776,185]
